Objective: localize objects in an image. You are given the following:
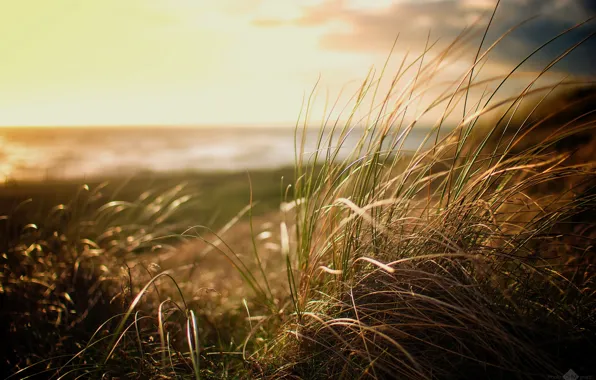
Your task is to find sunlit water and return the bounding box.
[0,127,435,181]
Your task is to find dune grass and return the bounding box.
[2,7,596,380]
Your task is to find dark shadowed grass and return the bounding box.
[0,169,294,378]
[2,6,596,379]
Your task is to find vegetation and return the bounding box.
[2,9,596,380]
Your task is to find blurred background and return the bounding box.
[0,0,594,181]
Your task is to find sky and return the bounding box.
[0,0,594,127]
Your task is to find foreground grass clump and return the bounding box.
[2,10,596,380]
[258,19,596,380]
[0,174,290,378]
[0,181,202,377]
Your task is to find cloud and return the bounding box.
[254,0,596,76]
[461,0,499,10]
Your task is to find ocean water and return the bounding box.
[0,126,433,181]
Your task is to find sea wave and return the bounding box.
[0,126,430,181]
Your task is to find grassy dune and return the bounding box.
[2,13,596,380]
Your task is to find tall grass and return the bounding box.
[0,182,198,378]
[262,9,596,379]
[2,6,596,379]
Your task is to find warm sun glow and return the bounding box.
[0,0,335,126]
[345,0,396,12]
[0,0,589,127]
